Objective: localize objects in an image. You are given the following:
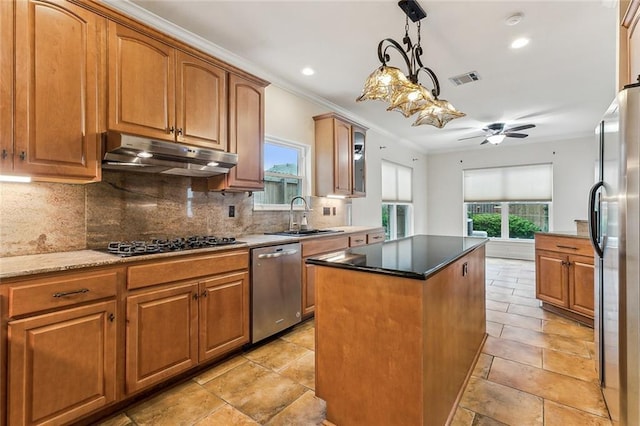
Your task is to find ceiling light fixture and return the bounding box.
[487,134,506,145]
[504,13,523,26]
[356,0,464,128]
[510,37,530,49]
[301,67,315,76]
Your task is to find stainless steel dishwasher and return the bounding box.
[251,243,302,343]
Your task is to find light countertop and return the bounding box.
[0,226,383,280]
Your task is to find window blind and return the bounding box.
[382,161,412,202]
[463,163,552,202]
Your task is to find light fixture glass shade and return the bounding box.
[487,134,506,144]
[386,83,434,117]
[356,66,411,103]
[412,99,466,128]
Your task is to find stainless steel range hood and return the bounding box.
[102,132,237,177]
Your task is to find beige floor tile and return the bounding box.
[486,310,542,331]
[488,358,609,417]
[96,413,135,426]
[542,320,595,342]
[203,361,306,423]
[472,414,510,425]
[501,326,591,357]
[485,291,541,308]
[459,376,543,426]
[482,335,542,368]
[485,285,515,295]
[194,356,248,385]
[244,338,312,371]
[127,381,225,426]
[514,288,536,297]
[517,277,535,285]
[473,353,494,379]
[543,349,599,383]
[508,304,570,321]
[194,404,259,426]
[486,321,503,337]
[450,406,475,425]
[543,400,612,426]
[264,390,326,426]
[279,351,316,390]
[280,324,315,350]
[586,340,597,359]
[486,299,510,312]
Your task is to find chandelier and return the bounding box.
[356,0,465,128]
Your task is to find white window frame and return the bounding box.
[253,136,311,211]
[463,201,553,240]
[383,202,414,240]
[381,160,414,241]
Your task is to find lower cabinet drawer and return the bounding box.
[7,268,121,318]
[367,231,385,244]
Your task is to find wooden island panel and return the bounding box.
[315,245,486,426]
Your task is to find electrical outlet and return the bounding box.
[332,207,337,216]
[228,205,235,217]
[323,207,330,216]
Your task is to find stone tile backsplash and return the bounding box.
[0,171,347,257]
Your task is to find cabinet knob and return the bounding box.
[1,149,7,159]
[19,151,26,161]
[193,292,199,300]
[108,313,115,322]
[177,128,183,136]
[169,126,175,134]
[201,290,208,298]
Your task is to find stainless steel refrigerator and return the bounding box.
[588,81,640,426]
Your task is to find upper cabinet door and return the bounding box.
[333,119,352,195]
[14,0,104,180]
[175,51,227,150]
[0,0,13,174]
[108,22,175,141]
[227,73,264,190]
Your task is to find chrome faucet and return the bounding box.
[289,196,310,231]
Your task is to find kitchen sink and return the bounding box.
[266,229,344,237]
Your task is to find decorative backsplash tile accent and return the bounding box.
[0,171,347,257]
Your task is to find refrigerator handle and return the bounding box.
[588,180,604,258]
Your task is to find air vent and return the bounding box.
[449,71,481,86]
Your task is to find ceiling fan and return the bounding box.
[458,122,536,145]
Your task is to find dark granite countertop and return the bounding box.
[306,234,488,280]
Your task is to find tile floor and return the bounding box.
[99,258,610,426]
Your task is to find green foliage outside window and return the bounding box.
[469,213,541,239]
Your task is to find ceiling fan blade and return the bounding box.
[505,124,535,132]
[458,134,486,141]
[504,133,529,138]
[480,139,489,145]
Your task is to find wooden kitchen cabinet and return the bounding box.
[301,235,350,317]
[206,73,266,192]
[0,0,13,176]
[8,300,117,426]
[314,113,367,197]
[620,0,640,88]
[125,282,199,394]
[125,250,250,393]
[108,22,227,150]
[535,233,595,325]
[5,0,104,182]
[199,271,250,361]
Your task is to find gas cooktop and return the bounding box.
[107,236,238,257]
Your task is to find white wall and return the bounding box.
[426,137,597,259]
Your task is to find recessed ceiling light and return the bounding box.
[511,37,530,49]
[301,67,315,76]
[505,13,523,26]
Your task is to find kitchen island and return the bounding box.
[307,235,488,426]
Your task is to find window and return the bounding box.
[253,137,310,210]
[463,164,552,240]
[381,161,413,240]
